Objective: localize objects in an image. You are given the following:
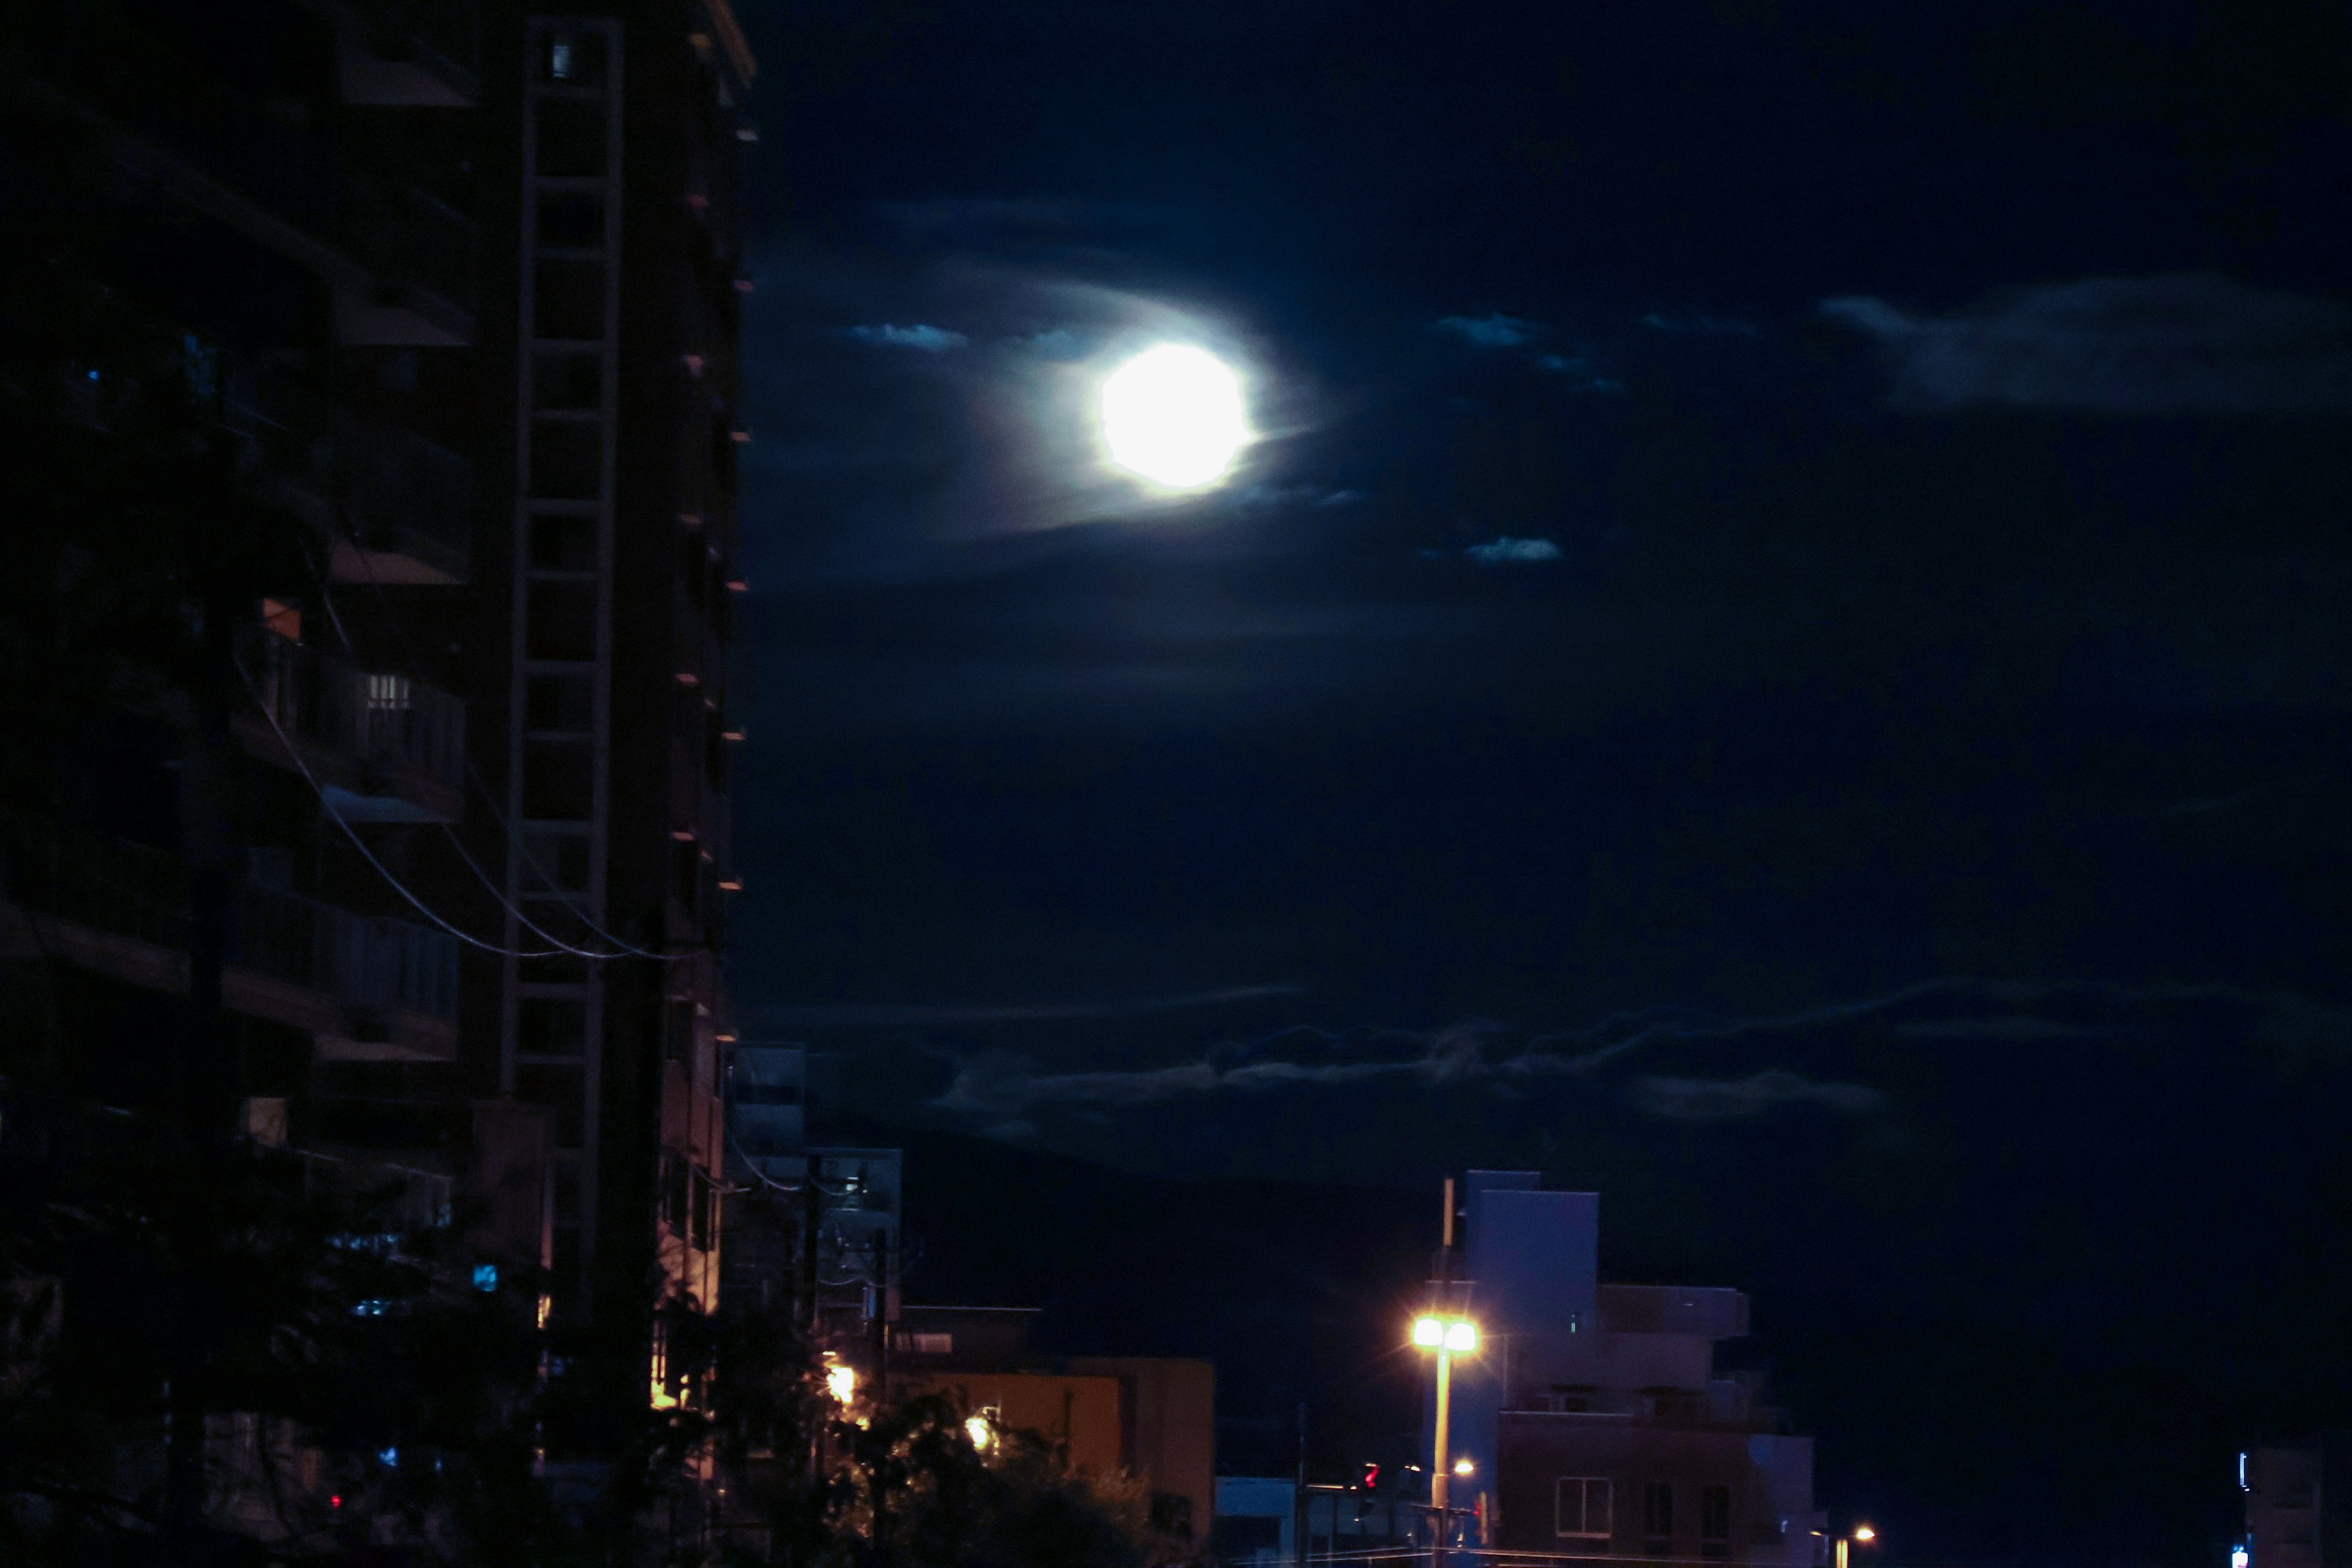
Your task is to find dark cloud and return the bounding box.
[1822,275,2352,415]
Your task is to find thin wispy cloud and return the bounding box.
[846,322,971,351]
[1639,312,1758,337]
[1629,1069,1886,1120]
[914,976,2351,1141]
[1465,536,1564,565]
[1536,353,1626,393]
[742,982,1305,1028]
[1438,313,1541,349]
[1821,275,2352,416]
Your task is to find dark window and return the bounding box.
[732,1080,801,1106]
[536,192,603,251]
[524,579,598,660]
[525,671,593,731]
[665,999,695,1063]
[1644,1482,1673,1555]
[535,100,606,177]
[533,259,604,340]
[517,997,585,1056]
[690,1169,713,1250]
[1557,1479,1611,1540]
[529,514,595,571]
[1700,1486,1731,1559]
[533,352,601,412]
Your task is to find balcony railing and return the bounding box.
[246,631,466,793]
[329,415,473,579]
[5,835,458,1023]
[21,6,477,330]
[328,0,483,105]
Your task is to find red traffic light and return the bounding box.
[1362,1462,1380,1491]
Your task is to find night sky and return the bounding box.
[720,4,2352,1565]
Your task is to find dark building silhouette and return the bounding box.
[1,0,753,1487]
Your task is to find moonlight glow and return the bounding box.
[1099,344,1250,489]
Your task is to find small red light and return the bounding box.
[330,1494,342,1509]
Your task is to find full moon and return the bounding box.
[1099,344,1251,490]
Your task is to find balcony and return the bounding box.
[239,630,466,821]
[1,834,459,1060]
[14,6,477,344]
[306,413,473,584]
[306,0,482,107]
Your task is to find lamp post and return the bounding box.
[1835,1524,1878,1568]
[1412,1314,1478,1558]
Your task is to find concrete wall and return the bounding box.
[913,1370,1125,1479]
[1495,1417,1815,1566]
[1069,1355,1217,1545]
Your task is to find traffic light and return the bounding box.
[1362,1461,1381,1491]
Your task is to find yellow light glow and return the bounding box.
[1453,1458,1476,1477]
[967,1415,995,1450]
[1444,1321,1477,1353]
[1412,1316,1445,1348]
[1100,344,1250,489]
[825,1363,857,1404]
[1853,1526,1876,1544]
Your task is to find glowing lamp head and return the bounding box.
[1099,344,1250,490]
[1412,1315,1478,1354]
[825,1363,858,1404]
[1852,1527,1876,1544]
[1452,1458,1476,1478]
[966,1414,995,1451]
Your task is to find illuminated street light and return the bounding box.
[1452,1458,1476,1478]
[825,1363,858,1404]
[966,1414,995,1451]
[1834,1524,1880,1568]
[1411,1313,1479,1536]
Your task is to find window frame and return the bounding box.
[1556,1477,1613,1540]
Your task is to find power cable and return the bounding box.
[309,520,674,961]
[236,655,584,959]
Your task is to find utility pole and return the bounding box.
[1425,1177,1463,1568]
[1294,1401,1309,1568]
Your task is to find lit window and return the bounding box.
[366,673,413,712]
[473,1264,499,1292]
[550,38,573,79]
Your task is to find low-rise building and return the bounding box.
[1438,1172,1823,1565]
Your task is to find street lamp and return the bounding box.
[1411,1313,1479,1542]
[1835,1525,1879,1568]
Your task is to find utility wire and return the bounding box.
[311,523,674,961]
[237,656,580,959]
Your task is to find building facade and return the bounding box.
[1436,1172,1823,1566]
[2241,1442,2352,1568]
[1,0,753,1461]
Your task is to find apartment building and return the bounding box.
[0,0,753,1449]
